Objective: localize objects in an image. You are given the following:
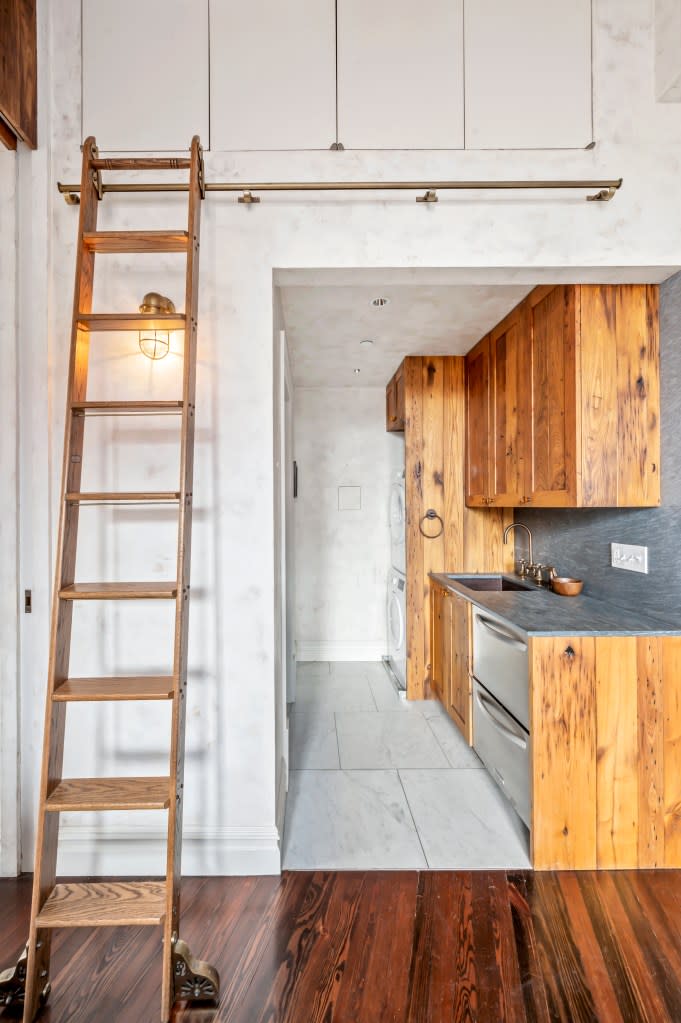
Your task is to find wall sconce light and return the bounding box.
[138,291,175,360]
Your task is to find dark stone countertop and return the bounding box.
[429,572,681,637]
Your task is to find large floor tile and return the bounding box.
[294,675,377,713]
[368,672,412,711]
[290,712,340,770]
[283,769,427,869]
[399,769,531,869]
[426,714,484,769]
[296,661,332,679]
[336,711,449,769]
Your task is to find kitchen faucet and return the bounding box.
[503,522,534,575]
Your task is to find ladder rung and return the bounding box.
[77,313,186,332]
[91,157,191,171]
[53,677,175,701]
[45,777,171,812]
[72,400,184,415]
[83,231,189,253]
[59,582,178,600]
[66,491,181,504]
[36,882,167,928]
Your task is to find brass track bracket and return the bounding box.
[238,190,260,205]
[171,936,219,1004]
[416,189,439,203]
[587,185,618,202]
[0,945,51,1012]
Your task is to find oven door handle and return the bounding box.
[475,687,528,749]
[477,615,527,652]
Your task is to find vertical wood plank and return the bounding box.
[662,637,681,865]
[531,636,597,869]
[420,357,446,698]
[595,637,639,868]
[579,285,618,506]
[404,357,425,700]
[637,636,664,867]
[615,285,661,507]
[443,357,465,574]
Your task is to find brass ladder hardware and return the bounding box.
[238,189,261,204]
[171,935,220,1003]
[57,176,624,204]
[3,135,218,1023]
[416,189,439,203]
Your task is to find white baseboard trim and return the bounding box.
[297,641,386,662]
[56,824,281,877]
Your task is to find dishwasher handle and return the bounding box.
[475,687,528,749]
[476,614,527,652]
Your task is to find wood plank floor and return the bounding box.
[3,870,681,1022]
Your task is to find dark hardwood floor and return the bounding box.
[3,870,681,1022]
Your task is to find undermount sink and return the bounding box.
[445,574,534,592]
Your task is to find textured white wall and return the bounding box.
[294,388,403,661]
[6,0,681,877]
[0,152,20,876]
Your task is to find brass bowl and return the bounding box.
[551,577,584,597]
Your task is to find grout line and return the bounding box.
[333,710,342,770]
[397,770,430,868]
[423,712,454,767]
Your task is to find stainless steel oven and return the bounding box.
[471,607,530,828]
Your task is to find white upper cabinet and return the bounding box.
[337,0,464,149]
[464,0,593,149]
[210,0,336,151]
[82,0,209,151]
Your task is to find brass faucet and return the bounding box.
[503,522,534,576]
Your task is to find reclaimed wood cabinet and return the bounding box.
[465,284,660,508]
[430,582,472,742]
[0,0,37,150]
[385,364,405,432]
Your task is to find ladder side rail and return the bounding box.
[23,137,101,1023]
[161,136,203,1021]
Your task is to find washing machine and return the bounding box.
[389,470,406,573]
[387,570,407,690]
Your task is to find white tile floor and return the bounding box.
[282,661,531,870]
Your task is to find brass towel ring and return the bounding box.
[419,509,444,539]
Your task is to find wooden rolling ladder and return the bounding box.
[0,137,219,1022]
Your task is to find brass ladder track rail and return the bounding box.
[1,137,219,1023]
[57,176,623,205]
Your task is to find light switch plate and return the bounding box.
[611,542,649,574]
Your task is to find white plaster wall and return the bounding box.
[9,0,681,877]
[0,151,20,876]
[294,388,403,661]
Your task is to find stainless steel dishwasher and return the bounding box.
[471,607,530,828]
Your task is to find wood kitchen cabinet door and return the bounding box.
[430,585,446,704]
[465,336,491,506]
[210,0,336,150]
[526,285,578,506]
[447,592,471,742]
[337,0,464,149]
[490,306,530,506]
[386,365,405,432]
[464,0,592,149]
[82,0,209,151]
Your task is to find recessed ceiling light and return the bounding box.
[370,297,390,308]
[353,368,361,374]
[360,339,374,346]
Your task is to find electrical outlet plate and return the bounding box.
[611,542,649,574]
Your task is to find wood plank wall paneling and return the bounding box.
[637,636,664,867]
[404,355,510,700]
[531,634,681,870]
[662,637,681,862]
[531,636,598,870]
[595,637,639,869]
[580,286,619,506]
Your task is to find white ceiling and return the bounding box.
[280,282,530,387]
[278,266,680,388]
